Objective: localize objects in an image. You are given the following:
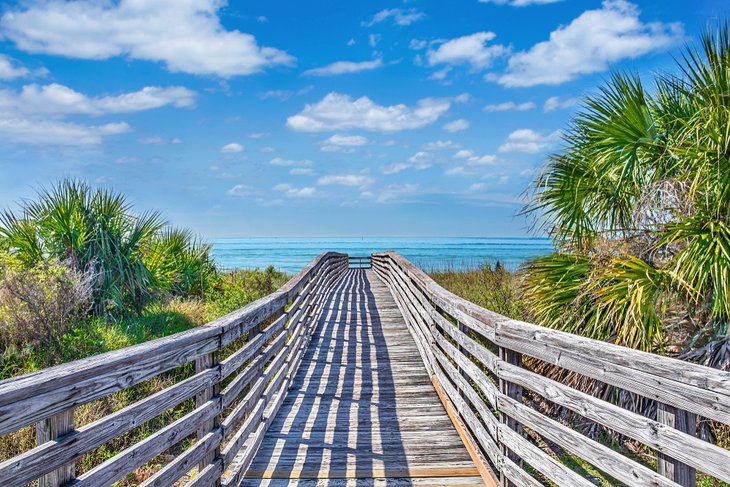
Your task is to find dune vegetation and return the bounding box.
[0,180,289,481]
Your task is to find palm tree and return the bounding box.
[0,179,215,315]
[522,22,730,371]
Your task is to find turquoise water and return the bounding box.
[210,237,553,273]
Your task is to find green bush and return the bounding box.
[0,253,93,353]
[205,265,288,317]
[0,179,216,316]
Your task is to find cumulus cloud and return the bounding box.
[484,101,536,112]
[0,54,29,79]
[318,174,374,186]
[1,0,294,77]
[443,119,469,133]
[543,96,579,112]
[304,59,383,76]
[227,184,255,197]
[364,8,425,27]
[287,93,456,133]
[273,183,317,198]
[0,119,129,145]
[499,129,560,153]
[321,134,368,152]
[0,82,195,145]
[383,151,433,174]
[0,83,196,117]
[427,32,508,70]
[494,0,684,87]
[454,149,498,165]
[221,142,244,153]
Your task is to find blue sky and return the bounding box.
[0,0,725,237]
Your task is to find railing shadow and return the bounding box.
[243,268,411,485]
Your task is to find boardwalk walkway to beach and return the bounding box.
[0,251,727,487]
[240,269,482,486]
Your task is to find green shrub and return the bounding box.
[429,262,525,320]
[0,253,93,352]
[205,265,288,317]
[0,179,216,316]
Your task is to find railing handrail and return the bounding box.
[0,251,348,487]
[372,250,730,487]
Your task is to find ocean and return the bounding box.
[210,237,553,274]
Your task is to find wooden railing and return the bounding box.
[0,252,348,487]
[372,251,730,487]
[347,255,372,269]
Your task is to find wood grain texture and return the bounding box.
[242,269,483,486]
[374,251,730,487]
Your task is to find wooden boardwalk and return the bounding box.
[241,268,483,486]
[5,252,725,487]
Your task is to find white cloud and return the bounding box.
[453,149,497,165]
[423,140,459,150]
[443,119,469,132]
[287,92,454,133]
[0,119,130,145]
[499,129,560,153]
[260,146,276,153]
[0,83,196,116]
[270,157,312,167]
[273,183,317,198]
[383,151,433,174]
[543,96,579,112]
[479,0,564,6]
[0,82,187,144]
[221,142,244,153]
[369,34,381,49]
[364,8,425,27]
[304,59,383,76]
[318,174,374,186]
[484,101,536,112]
[321,134,368,152]
[409,39,427,50]
[1,0,294,77]
[427,32,508,70]
[0,54,29,79]
[495,0,683,87]
[227,184,255,197]
[248,132,269,139]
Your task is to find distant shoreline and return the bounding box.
[210,236,553,273]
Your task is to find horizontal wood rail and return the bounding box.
[0,252,348,487]
[347,255,372,269]
[372,251,730,487]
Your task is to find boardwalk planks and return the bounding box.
[0,250,728,486]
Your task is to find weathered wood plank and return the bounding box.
[36,409,75,487]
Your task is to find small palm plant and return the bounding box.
[522,22,730,371]
[0,179,216,315]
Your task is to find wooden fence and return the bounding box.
[0,252,348,487]
[372,251,730,487]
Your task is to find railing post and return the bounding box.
[657,403,696,486]
[37,408,75,487]
[196,350,221,486]
[498,347,522,487]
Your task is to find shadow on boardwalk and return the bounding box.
[241,269,479,486]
